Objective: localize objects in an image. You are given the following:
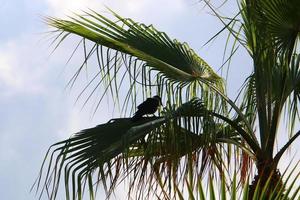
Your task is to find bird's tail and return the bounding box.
[131,110,143,122]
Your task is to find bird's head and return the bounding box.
[153,95,162,106]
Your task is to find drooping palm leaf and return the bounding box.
[34,117,165,200]
[34,98,248,200]
[46,10,227,115]
[48,10,222,83]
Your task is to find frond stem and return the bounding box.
[201,80,259,146]
[211,112,260,155]
[274,130,300,165]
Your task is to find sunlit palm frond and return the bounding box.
[48,9,222,83]
[46,10,225,114]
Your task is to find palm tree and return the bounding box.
[34,0,300,199]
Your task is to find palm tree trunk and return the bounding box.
[248,159,283,199]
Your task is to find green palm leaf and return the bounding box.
[34,98,245,200]
[48,10,222,83]
[46,10,225,114]
[34,117,165,200]
[260,0,300,56]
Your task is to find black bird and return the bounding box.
[131,95,162,122]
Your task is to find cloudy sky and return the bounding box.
[0,0,299,199]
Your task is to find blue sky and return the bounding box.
[0,0,299,199]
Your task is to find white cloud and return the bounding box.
[0,37,49,96]
[45,0,101,16]
[0,51,22,89]
[46,0,186,14]
[0,131,18,162]
[56,107,87,137]
[45,0,188,26]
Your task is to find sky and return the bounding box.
[0,0,299,199]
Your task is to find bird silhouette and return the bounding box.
[131,95,162,122]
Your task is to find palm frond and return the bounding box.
[34,118,161,200]
[240,0,300,154]
[34,98,249,200]
[46,10,225,115]
[283,54,300,136]
[174,163,300,200]
[260,0,300,57]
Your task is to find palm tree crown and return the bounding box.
[34,1,300,199]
